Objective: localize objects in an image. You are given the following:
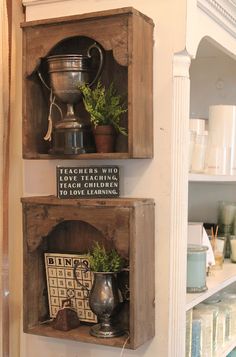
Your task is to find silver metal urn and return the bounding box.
[89,272,125,338]
[45,42,103,155]
[73,264,125,338]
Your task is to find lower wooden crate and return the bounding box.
[21,196,155,349]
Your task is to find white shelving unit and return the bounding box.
[186,260,236,311]
[186,3,236,355]
[215,340,236,357]
[189,174,236,183]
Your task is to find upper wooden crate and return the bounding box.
[21,196,155,349]
[21,7,154,160]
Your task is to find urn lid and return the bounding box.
[187,244,208,253]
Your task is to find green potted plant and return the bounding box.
[79,81,127,153]
[88,242,124,272]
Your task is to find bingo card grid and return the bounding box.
[44,253,97,323]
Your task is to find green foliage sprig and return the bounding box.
[88,242,124,272]
[79,81,127,136]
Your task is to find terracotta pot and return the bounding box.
[93,125,116,153]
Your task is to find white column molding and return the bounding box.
[168,51,191,357]
[173,52,191,78]
[197,0,236,38]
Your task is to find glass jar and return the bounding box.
[193,304,214,357]
[216,301,231,344]
[203,297,221,352]
[187,245,208,293]
[191,131,208,173]
[211,237,226,270]
[221,293,236,337]
[191,318,202,357]
[189,130,196,172]
[186,309,193,357]
[229,236,236,263]
[218,201,236,236]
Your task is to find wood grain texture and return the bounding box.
[22,195,155,349]
[23,16,129,75]
[22,7,154,159]
[128,12,154,158]
[25,324,130,348]
[130,203,155,348]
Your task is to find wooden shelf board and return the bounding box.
[23,152,131,160]
[26,323,131,349]
[189,173,236,182]
[186,260,236,311]
[21,195,154,207]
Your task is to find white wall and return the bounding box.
[190,50,236,119]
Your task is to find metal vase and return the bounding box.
[46,42,103,154]
[89,272,125,338]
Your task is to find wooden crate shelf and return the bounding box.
[21,196,155,349]
[21,7,154,159]
[26,324,130,349]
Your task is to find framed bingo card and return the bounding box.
[44,252,97,323]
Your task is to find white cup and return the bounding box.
[189,130,196,171]
[205,146,231,175]
[191,131,208,173]
[189,118,206,134]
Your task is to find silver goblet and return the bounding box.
[89,272,125,338]
[73,263,125,338]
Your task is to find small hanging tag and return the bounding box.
[43,91,63,142]
[44,115,53,141]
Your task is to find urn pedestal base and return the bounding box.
[90,321,125,338]
[52,127,95,155]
